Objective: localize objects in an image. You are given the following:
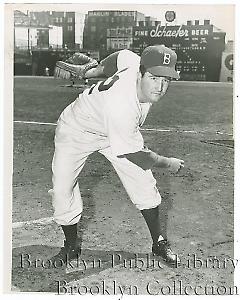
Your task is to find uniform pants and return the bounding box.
[51,122,161,225]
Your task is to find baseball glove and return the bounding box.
[54,53,98,79]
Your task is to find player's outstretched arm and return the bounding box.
[122,148,184,172]
[54,49,139,80]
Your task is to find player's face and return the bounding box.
[138,72,171,103]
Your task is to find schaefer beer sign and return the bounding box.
[134,24,210,38]
[150,24,188,37]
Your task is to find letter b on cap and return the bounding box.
[163,53,171,65]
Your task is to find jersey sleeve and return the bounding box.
[104,100,144,156]
[100,49,140,77]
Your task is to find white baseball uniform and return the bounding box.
[51,49,161,225]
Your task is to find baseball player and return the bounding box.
[50,45,184,267]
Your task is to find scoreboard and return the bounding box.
[133,22,226,81]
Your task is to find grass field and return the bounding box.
[12,76,234,294]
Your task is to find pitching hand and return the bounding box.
[167,158,184,173]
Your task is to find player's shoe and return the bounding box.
[152,240,180,267]
[50,239,81,266]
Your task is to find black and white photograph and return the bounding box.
[2,0,239,296]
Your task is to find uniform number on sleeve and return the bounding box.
[88,75,119,95]
[88,68,128,95]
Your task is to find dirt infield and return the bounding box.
[11,77,234,295]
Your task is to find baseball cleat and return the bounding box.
[50,239,81,266]
[152,240,180,267]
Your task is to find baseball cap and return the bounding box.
[140,45,180,79]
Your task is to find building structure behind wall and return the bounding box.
[83,10,145,58]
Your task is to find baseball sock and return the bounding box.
[141,206,166,245]
[61,224,77,246]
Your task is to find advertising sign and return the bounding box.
[134,24,211,39]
